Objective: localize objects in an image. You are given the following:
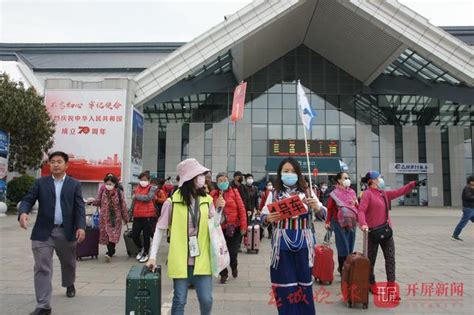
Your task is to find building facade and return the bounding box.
[1,0,473,207]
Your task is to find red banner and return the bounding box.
[230,82,247,122]
[267,195,307,221]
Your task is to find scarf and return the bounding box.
[330,186,358,213]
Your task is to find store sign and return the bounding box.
[268,139,339,157]
[41,89,127,181]
[389,163,434,174]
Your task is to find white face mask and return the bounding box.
[267,185,273,191]
[196,175,206,188]
[247,178,254,185]
[342,179,351,188]
[105,184,114,191]
[139,180,149,188]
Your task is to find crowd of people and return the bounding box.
[17,151,472,315]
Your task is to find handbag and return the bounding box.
[208,212,230,277]
[369,191,393,242]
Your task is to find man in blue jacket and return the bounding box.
[19,151,86,315]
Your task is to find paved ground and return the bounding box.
[0,207,472,315]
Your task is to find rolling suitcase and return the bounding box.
[341,230,370,309]
[246,219,260,254]
[312,231,334,285]
[76,227,99,260]
[126,264,161,315]
[123,224,140,257]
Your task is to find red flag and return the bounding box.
[230,82,247,122]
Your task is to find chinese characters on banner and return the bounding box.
[41,90,127,181]
[267,195,307,220]
[230,81,247,122]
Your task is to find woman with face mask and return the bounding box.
[146,159,225,315]
[260,157,322,315]
[130,172,158,263]
[259,181,274,239]
[358,171,420,296]
[89,174,128,262]
[324,172,358,274]
[210,172,247,284]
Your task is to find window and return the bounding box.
[268,109,282,124]
[252,140,267,156]
[268,125,282,139]
[326,125,339,139]
[282,110,297,124]
[253,108,268,123]
[252,125,267,140]
[326,110,340,124]
[269,93,282,108]
[283,125,296,139]
[341,125,355,141]
[341,141,356,157]
[311,125,325,140]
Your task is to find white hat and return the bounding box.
[177,158,209,187]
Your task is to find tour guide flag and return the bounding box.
[230,81,247,122]
[297,80,316,130]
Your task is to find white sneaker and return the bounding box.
[104,254,111,263]
[139,254,149,263]
[136,250,144,261]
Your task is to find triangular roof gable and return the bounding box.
[134,0,473,108]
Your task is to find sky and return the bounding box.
[0,0,473,43]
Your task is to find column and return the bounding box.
[402,126,418,162]
[379,125,396,206]
[425,126,443,206]
[165,123,182,178]
[212,123,228,175]
[188,123,205,163]
[235,122,252,174]
[448,126,466,207]
[356,122,372,192]
[142,120,159,173]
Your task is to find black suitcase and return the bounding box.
[124,225,141,257]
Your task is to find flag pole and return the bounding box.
[302,122,314,198]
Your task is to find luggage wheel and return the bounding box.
[362,303,368,309]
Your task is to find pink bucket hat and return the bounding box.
[177,158,209,187]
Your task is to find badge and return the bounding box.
[189,236,200,257]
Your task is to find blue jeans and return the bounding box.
[331,218,356,257]
[171,265,213,315]
[453,207,474,237]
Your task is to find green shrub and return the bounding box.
[7,175,35,204]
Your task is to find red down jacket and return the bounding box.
[210,188,247,233]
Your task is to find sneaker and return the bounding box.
[451,235,463,241]
[136,249,144,260]
[232,269,238,278]
[104,254,111,263]
[139,254,149,263]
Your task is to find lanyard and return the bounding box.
[188,197,200,229]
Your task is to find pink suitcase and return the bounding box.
[246,221,260,254]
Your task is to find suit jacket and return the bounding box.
[19,175,86,242]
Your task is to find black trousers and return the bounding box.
[367,236,396,284]
[220,231,242,277]
[106,242,116,256]
[132,217,156,255]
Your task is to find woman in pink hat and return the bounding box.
[146,158,225,315]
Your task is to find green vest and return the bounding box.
[167,191,212,279]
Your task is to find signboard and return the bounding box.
[230,82,247,122]
[0,130,9,201]
[267,195,307,221]
[269,139,339,157]
[130,109,144,182]
[41,89,127,181]
[389,163,434,174]
[266,157,344,173]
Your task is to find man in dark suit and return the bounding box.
[19,151,86,315]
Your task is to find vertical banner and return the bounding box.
[130,109,144,182]
[41,89,127,181]
[230,81,247,122]
[0,130,9,201]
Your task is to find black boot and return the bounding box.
[338,256,346,274]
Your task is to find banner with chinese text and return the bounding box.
[41,89,127,181]
[130,109,144,182]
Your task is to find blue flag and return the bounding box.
[297,81,316,131]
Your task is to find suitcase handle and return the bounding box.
[363,229,368,257]
[323,230,332,245]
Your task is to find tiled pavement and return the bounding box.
[0,207,472,314]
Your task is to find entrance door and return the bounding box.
[403,174,419,206]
